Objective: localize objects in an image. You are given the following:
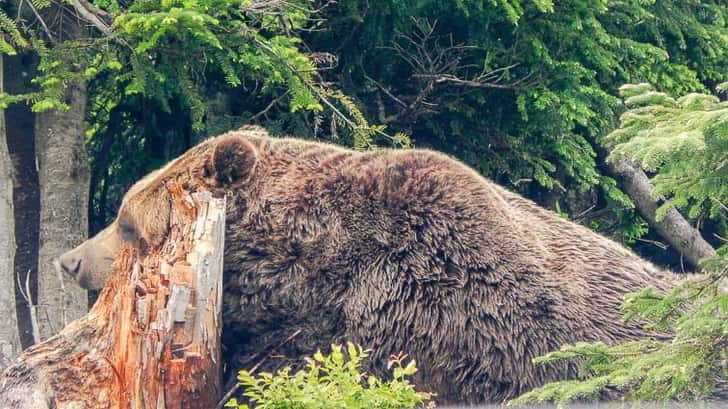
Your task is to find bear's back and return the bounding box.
[217,129,677,404]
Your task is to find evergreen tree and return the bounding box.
[510,83,728,407]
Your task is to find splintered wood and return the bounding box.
[0,190,226,409]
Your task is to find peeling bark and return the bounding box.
[0,54,22,370]
[608,156,716,269]
[0,190,225,409]
[35,79,90,340]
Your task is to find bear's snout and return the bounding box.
[56,254,81,277]
[56,223,122,290]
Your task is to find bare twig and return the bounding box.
[711,197,728,214]
[414,72,533,90]
[510,178,533,187]
[363,72,407,108]
[16,270,40,345]
[636,238,669,250]
[21,0,55,44]
[250,90,290,121]
[572,205,596,220]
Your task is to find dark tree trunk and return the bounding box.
[4,52,41,349]
[22,0,92,339]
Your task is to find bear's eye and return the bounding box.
[119,221,138,243]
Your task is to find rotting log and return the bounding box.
[0,188,226,409]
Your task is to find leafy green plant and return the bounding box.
[0,8,28,54]
[606,82,728,222]
[225,343,434,409]
[111,0,324,129]
[1,0,400,144]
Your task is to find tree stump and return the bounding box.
[0,188,226,409]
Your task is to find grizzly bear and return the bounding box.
[57,126,676,404]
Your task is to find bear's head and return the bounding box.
[56,129,261,289]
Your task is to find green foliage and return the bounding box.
[225,343,433,409]
[2,0,391,141]
[107,0,325,129]
[606,83,728,221]
[510,268,727,407]
[5,0,728,261]
[0,8,28,55]
[486,0,554,24]
[511,83,728,407]
[0,36,94,111]
[313,0,728,196]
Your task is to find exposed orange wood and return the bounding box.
[0,191,225,409]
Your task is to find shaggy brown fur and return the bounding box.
[58,126,676,404]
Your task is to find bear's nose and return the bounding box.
[56,255,81,277]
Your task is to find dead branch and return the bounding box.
[15,270,40,345]
[414,73,525,90]
[251,90,290,121]
[21,0,55,44]
[69,0,112,36]
[608,155,716,268]
[368,18,538,124]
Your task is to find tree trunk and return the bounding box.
[0,190,225,409]
[4,52,41,349]
[608,156,716,269]
[34,79,90,340]
[0,53,22,371]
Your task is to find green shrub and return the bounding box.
[225,343,434,409]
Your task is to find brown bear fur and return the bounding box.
[59,125,677,404]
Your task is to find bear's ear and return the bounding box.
[203,135,258,187]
